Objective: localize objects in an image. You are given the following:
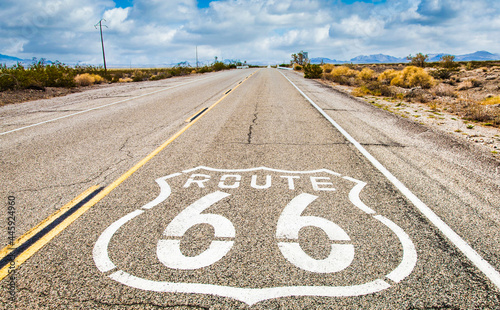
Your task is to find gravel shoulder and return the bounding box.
[318,79,500,160]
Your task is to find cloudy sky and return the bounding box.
[1,0,500,66]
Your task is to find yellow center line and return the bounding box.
[0,185,101,280]
[0,69,259,281]
[87,70,258,208]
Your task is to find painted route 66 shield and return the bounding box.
[93,167,417,305]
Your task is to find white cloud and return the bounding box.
[103,7,133,33]
[1,0,500,65]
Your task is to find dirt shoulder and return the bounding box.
[0,83,123,106]
[318,78,500,160]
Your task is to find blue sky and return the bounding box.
[115,0,133,8]
[1,0,499,65]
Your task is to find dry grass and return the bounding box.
[377,69,399,84]
[432,83,456,97]
[481,95,500,105]
[322,63,336,73]
[357,68,375,81]
[74,73,95,86]
[390,66,435,89]
[118,77,133,83]
[74,73,105,86]
[330,66,358,77]
[318,62,500,128]
[323,65,358,85]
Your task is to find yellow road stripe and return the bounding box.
[0,70,258,281]
[77,70,258,213]
[0,185,101,280]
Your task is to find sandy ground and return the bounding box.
[319,79,500,161]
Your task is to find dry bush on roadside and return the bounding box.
[118,77,133,83]
[132,70,148,82]
[457,94,499,125]
[377,69,399,84]
[352,86,372,97]
[432,83,456,97]
[352,81,385,97]
[74,73,95,86]
[357,68,375,81]
[321,64,336,74]
[324,66,358,85]
[331,66,358,77]
[390,66,435,89]
[91,74,104,84]
[482,95,500,105]
[457,79,482,91]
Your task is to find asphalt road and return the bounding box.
[1,68,499,309]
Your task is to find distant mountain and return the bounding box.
[427,53,449,62]
[455,51,500,61]
[311,54,405,64]
[311,51,500,65]
[310,57,347,64]
[0,53,25,64]
[349,54,404,64]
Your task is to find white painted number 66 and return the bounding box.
[276,193,354,273]
[157,191,354,273]
[157,191,235,270]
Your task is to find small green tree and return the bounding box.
[304,64,323,79]
[440,55,456,68]
[407,53,429,67]
[291,51,308,66]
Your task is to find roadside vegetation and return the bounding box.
[291,53,500,128]
[0,58,238,93]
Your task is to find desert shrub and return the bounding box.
[331,66,358,77]
[0,67,20,91]
[352,86,372,97]
[324,66,358,85]
[380,85,397,97]
[406,53,428,67]
[74,73,95,86]
[91,74,104,84]
[357,68,375,81]
[197,66,212,73]
[482,95,500,105]
[440,55,458,69]
[457,79,482,90]
[213,62,226,71]
[132,70,148,82]
[465,104,496,122]
[390,66,435,89]
[304,64,323,79]
[352,81,384,97]
[432,83,456,97]
[321,64,335,74]
[44,62,76,87]
[377,69,399,85]
[119,77,133,83]
[430,68,453,80]
[149,71,173,81]
[294,65,302,71]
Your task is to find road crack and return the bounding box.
[247,102,259,144]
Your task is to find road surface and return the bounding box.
[1,68,499,309]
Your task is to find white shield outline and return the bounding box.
[93,166,417,306]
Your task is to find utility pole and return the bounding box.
[196,46,199,69]
[95,19,108,74]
